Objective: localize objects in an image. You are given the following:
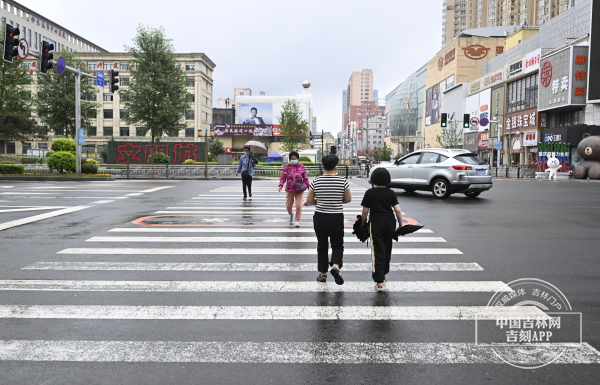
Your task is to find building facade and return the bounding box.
[0,0,105,54]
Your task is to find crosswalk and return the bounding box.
[2,179,599,367]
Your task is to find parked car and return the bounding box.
[368,148,492,199]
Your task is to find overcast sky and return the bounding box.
[20,0,441,135]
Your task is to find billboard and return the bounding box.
[211,124,275,137]
[425,84,439,126]
[237,102,309,125]
[538,46,588,112]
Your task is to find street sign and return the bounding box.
[77,128,84,145]
[96,70,105,87]
[479,117,489,126]
[55,56,66,74]
[310,135,323,139]
[495,141,503,150]
[17,38,28,60]
[470,117,480,126]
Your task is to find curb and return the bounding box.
[0,177,116,181]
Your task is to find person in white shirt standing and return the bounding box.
[304,155,351,285]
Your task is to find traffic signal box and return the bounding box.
[463,114,470,129]
[40,41,54,73]
[441,113,448,128]
[109,69,119,93]
[3,24,20,63]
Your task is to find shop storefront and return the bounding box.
[540,125,600,169]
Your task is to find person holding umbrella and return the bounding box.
[278,151,310,227]
[235,146,255,201]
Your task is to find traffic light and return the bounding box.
[109,69,119,93]
[3,24,20,63]
[441,113,448,127]
[463,114,470,129]
[330,146,337,155]
[40,41,54,73]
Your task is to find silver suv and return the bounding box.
[368,149,492,199]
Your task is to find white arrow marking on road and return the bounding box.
[22,262,483,271]
[57,248,463,255]
[0,305,545,320]
[0,280,508,292]
[1,341,598,364]
[85,236,445,243]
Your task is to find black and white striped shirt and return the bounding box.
[310,175,350,214]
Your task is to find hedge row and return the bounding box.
[0,164,25,174]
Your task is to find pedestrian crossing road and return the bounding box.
[1,179,599,383]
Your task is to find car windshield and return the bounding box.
[454,154,487,165]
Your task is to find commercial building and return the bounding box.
[441,0,577,47]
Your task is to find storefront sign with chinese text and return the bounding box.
[539,46,589,111]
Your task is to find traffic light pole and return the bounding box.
[27,50,94,175]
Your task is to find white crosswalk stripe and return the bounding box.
[57,247,463,255]
[106,227,434,233]
[85,236,446,243]
[22,262,482,271]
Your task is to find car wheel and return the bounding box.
[431,179,451,199]
[464,191,481,198]
[404,188,416,193]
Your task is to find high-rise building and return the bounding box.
[441,0,574,47]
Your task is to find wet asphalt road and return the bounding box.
[0,177,599,384]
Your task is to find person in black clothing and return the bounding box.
[360,168,404,291]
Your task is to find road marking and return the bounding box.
[0,192,54,195]
[90,200,115,204]
[0,205,95,231]
[0,305,544,320]
[155,211,380,216]
[22,262,482,271]
[107,227,434,234]
[57,247,462,255]
[0,206,67,213]
[86,236,444,243]
[0,280,506,292]
[140,187,175,193]
[1,340,597,364]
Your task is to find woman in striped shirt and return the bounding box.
[304,155,351,285]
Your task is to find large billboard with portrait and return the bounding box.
[237,102,309,125]
[211,124,274,137]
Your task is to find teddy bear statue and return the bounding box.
[545,155,562,180]
[572,134,600,179]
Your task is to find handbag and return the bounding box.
[292,169,308,193]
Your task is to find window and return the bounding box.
[506,73,538,113]
[87,62,96,70]
[103,109,113,119]
[103,127,113,136]
[239,91,244,95]
[120,109,129,120]
[88,127,97,136]
[136,127,146,137]
[169,129,179,137]
[185,128,194,137]
[120,127,129,137]
[419,152,440,164]
[103,63,112,70]
[33,32,37,49]
[103,93,113,102]
[120,63,130,71]
[185,63,195,71]
[399,153,421,165]
[54,128,65,136]
[186,111,195,120]
[186,78,195,87]
[120,77,130,86]
[87,93,97,101]
[188,94,195,102]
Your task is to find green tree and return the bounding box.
[436,120,464,149]
[120,25,190,153]
[277,99,309,153]
[208,138,225,161]
[0,24,48,148]
[33,49,98,138]
[373,144,393,162]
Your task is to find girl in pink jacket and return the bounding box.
[278,151,310,227]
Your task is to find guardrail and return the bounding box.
[23,164,366,179]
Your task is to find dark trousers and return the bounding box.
[313,212,344,273]
[370,220,396,283]
[241,172,252,197]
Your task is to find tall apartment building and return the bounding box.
[343,69,378,133]
[0,0,105,54]
[441,0,575,47]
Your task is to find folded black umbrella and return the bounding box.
[396,224,424,236]
[352,215,370,243]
